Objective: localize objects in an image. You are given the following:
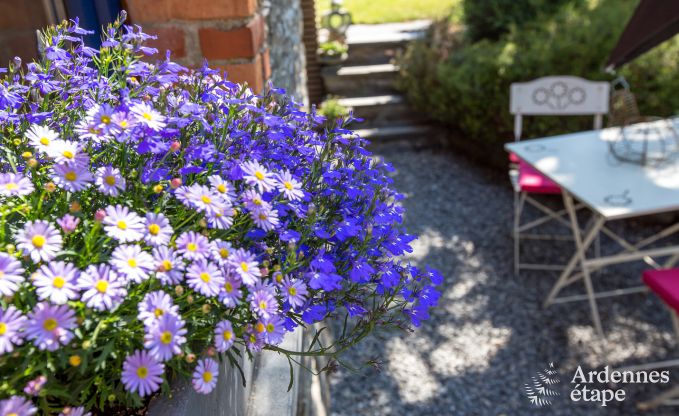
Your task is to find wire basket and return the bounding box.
[608,117,679,166]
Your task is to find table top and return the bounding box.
[505,118,679,220]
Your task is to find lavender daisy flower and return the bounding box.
[175,184,225,216]
[25,302,76,351]
[138,290,179,327]
[218,273,243,307]
[103,205,144,243]
[210,239,233,265]
[243,324,265,352]
[16,220,62,263]
[78,264,126,311]
[144,313,187,361]
[0,396,37,416]
[0,253,24,296]
[0,306,26,354]
[131,102,166,131]
[152,246,183,285]
[241,160,276,193]
[214,320,235,352]
[23,375,47,396]
[95,166,126,196]
[0,172,34,197]
[186,260,224,297]
[192,358,219,394]
[59,406,91,416]
[121,349,164,397]
[25,124,59,154]
[248,285,279,319]
[52,162,93,192]
[281,278,308,308]
[250,205,279,231]
[176,231,210,260]
[241,189,270,212]
[48,140,81,164]
[33,261,80,304]
[110,244,154,283]
[257,315,286,345]
[90,103,116,133]
[144,212,173,246]
[205,204,234,230]
[56,214,80,234]
[276,170,304,201]
[229,248,261,286]
[208,175,235,199]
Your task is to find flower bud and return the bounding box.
[108,394,116,402]
[12,138,21,146]
[187,294,194,304]
[201,303,211,314]
[206,346,216,357]
[69,355,81,367]
[153,184,164,194]
[170,141,181,152]
[82,340,92,350]
[5,244,15,254]
[44,182,56,193]
[260,267,269,277]
[185,353,196,363]
[27,158,38,168]
[175,285,184,296]
[170,177,182,188]
[198,219,207,228]
[94,209,107,222]
[21,151,32,159]
[69,201,81,213]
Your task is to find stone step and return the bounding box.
[322,63,399,96]
[345,39,409,66]
[352,124,432,141]
[343,20,428,65]
[338,94,424,127]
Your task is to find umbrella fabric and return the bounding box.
[606,0,679,70]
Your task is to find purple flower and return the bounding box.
[241,160,276,193]
[250,205,280,232]
[175,231,210,260]
[23,375,47,396]
[0,396,37,416]
[52,162,93,192]
[102,205,144,242]
[259,315,286,345]
[26,302,76,351]
[186,260,224,297]
[0,253,24,296]
[121,350,164,397]
[0,306,26,354]
[281,278,308,308]
[218,273,243,307]
[130,102,166,131]
[59,406,91,416]
[77,264,126,311]
[214,320,235,352]
[144,212,173,246]
[138,290,179,327]
[248,285,279,319]
[33,261,80,304]
[16,220,63,263]
[95,166,126,196]
[275,170,304,201]
[229,248,261,287]
[110,244,154,283]
[56,214,80,234]
[0,172,34,197]
[152,246,183,285]
[192,358,219,394]
[144,313,187,361]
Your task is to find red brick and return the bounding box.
[261,48,271,81]
[0,0,49,31]
[125,0,257,23]
[145,27,186,58]
[217,54,263,91]
[198,15,264,60]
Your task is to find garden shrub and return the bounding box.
[0,14,442,415]
[399,0,679,167]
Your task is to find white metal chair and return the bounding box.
[510,76,610,275]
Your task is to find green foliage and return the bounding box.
[318,41,348,57]
[399,0,679,165]
[315,0,462,25]
[318,97,349,126]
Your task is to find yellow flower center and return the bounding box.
[142,112,153,121]
[69,355,81,366]
[95,280,109,293]
[40,137,50,145]
[219,248,229,259]
[266,323,275,333]
[127,258,137,268]
[31,235,46,248]
[199,272,211,283]
[253,198,262,206]
[216,184,227,193]
[161,260,173,271]
[117,220,127,230]
[65,171,77,181]
[187,242,197,252]
[254,171,264,180]
[0,322,7,335]
[288,287,297,296]
[201,195,212,204]
[105,175,116,185]
[137,366,148,378]
[255,322,265,333]
[119,120,128,128]
[7,413,17,416]
[160,331,173,345]
[148,224,160,235]
[224,282,233,292]
[240,262,249,272]
[258,213,267,220]
[154,308,164,318]
[0,271,4,279]
[52,276,65,288]
[4,183,18,190]
[202,371,213,383]
[284,181,293,190]
[62,150,74,159]
[259,300,267,310]
[43,318,58,331]
[223,330,232,341]
[101,115,111,124]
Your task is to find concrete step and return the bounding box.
[322,63,399,96]
[352,124,432,141]
[338,94,425,127]
[345,39,409,66]
[343,20,428,65]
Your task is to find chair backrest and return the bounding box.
[510,76,610,141]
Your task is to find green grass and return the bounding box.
[316,0,461,24]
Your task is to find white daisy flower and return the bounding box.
[47,140,81,164]
[130,102,166,131]
[110,245,154,284]
[25,124,59,154]
[95,166,126,196]
[33,261,80,305]
[16,220,63,263]
[103,205,145,243]
[144,212,173,247]
[241,160,276,193]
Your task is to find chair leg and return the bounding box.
[638,385,679,410]
[671,310,679,345]
[513,192,525,276]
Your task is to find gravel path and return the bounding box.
[329,141,679,415]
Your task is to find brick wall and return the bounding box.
[0,0,51,65]
[124,0,270,91]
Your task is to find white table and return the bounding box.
[505,118,679,336]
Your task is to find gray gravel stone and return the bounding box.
[329,142,679,415]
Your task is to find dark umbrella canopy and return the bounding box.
[606,0,679,71]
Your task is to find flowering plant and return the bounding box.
[0,13,442,415]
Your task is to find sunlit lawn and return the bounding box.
[316,0,461,24]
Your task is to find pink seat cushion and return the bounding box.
[643,269,679,312]
[509,152,521,163]
[518,160,561,194]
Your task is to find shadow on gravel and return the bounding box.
[330,142,679,416]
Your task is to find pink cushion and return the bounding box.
[643,269,679,312]
[518,160,561,194]
[509,152,521,163]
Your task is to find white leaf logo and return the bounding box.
[524,362,560,407]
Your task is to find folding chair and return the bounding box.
[510,76,610,275]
